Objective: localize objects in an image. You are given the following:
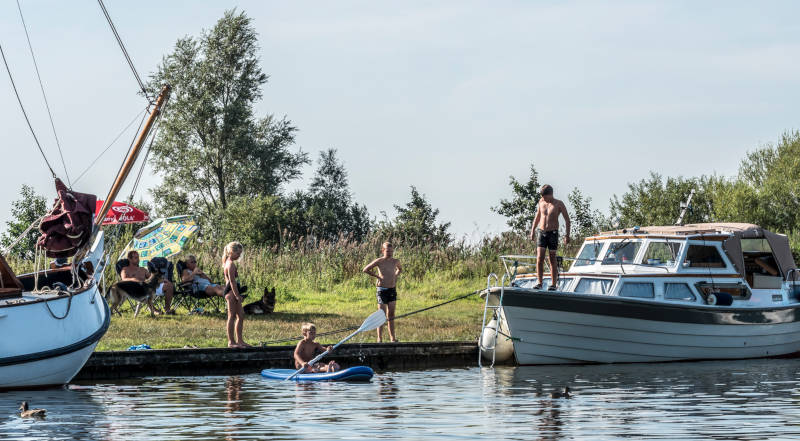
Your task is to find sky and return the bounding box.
[1,1,799,241]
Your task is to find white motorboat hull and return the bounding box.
[494,288,800,365]
[0,283,109,389]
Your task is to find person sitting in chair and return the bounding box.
[120,250,175,314]
[181,254,224,297]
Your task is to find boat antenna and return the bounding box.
[97,0,151,102]
[675,189,695,226]
[0,42,57,179]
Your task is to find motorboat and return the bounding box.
[480,223,800,366]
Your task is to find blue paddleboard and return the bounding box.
[261,366,374,382]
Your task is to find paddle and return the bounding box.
[285,309,387,381]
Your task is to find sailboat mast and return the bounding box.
[94,84,170,227]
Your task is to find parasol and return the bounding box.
[96,200,150,225]
[123,215,198,266]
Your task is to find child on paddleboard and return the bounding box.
[294,323,340,373]
[362,241,402,342]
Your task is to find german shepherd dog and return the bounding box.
[243,287,276,315]
[106,273,163,317]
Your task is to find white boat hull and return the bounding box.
[0,284,109,389]
[495,288,800,365]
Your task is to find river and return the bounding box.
[3,358,800,440]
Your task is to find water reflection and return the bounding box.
[1,359,800,439]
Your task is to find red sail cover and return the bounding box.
[95,200,150,225]
[37,178,97,258]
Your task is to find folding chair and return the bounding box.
[146,257,174,313]
[175,259,225,314]
[112,258,161,315]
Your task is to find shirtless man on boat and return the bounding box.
[529,184,570,291]
[363,242,402,342]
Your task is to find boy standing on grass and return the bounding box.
[294,323,340,373]
[362,242,402,342]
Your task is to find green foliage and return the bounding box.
[284,149,371,242]
[147,9,308,225]
[722,131,800,234]
[376,186,451,247]
[567,188,609,239]
[1,185,48,259]
[609,172,718,228]
[492,163,541,233]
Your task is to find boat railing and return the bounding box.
[787,269,800,297]
[499,254,671,282]
[479,272,506,368]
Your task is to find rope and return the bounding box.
[0,43,57,178]
[257,289,480,346]
[43,290,73,320]
[97,0,150,100]
[0,214,45,255]
[73,107,147,184]
[16,0,71,187]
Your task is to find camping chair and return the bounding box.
[112,258,164,315]
[175,259,225,314]
[146,257,176,313]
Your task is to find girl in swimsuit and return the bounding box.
[223,241,250,348]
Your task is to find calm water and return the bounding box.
[3,358,800,440]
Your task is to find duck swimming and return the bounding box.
[550,386,571,399]
[19,401,46,418]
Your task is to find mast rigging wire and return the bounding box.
[97,0,151,101]
[73,107,148,185]
[16,0,71,187]
[0,42,57,179]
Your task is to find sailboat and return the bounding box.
[0,77,169,388]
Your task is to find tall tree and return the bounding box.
[1,185,48,259]
[609,172,717,228]
[147,10,308,222]
[567,188,608,240]
[385,186,451,247]
[283,149,370,242]
[492,164,541,233]
[714,131,800,234]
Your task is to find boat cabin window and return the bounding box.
[602,241,641,265]
[642,242,681,266]
[574,278,613,295]
[574,241,604,266]
[684,245,726,268]
[619,282,654,298]
[664,283,696,301]
[695,282,750,300]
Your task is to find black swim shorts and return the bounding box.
[537,230,559,251]
[376,287,397,304]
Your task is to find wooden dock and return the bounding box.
[75,341,478,380]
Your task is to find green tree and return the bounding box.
[381,186,451,247]
[714,131,800,234]
[609,173,718,228]
[492,164,541,233]
[147,10,308,225]
[300,149,370,242]
[1,185,48,259]
[567,188,608,240]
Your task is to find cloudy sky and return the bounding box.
[1,1,799,240]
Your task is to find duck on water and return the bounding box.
[481,222,800,365]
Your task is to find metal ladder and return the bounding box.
[479,272,507,368]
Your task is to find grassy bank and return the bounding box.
[9,232,572,351]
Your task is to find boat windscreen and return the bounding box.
[602,242,641,265]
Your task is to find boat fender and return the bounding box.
[706,292,733,306]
